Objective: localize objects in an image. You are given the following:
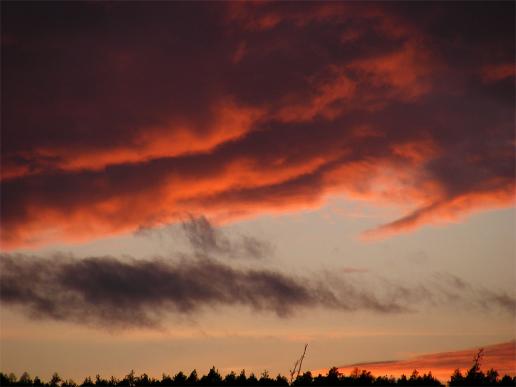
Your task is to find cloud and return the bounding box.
[317,341,516,382]
[181,215,273,259]
[0,254,514,329]
[1,2,514,248]
[136,215,274,260]
[0,253,382,328]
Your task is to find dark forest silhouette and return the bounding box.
[1,347,514,387]
[1,366,514,387]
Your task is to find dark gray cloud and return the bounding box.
[0,253,342,328]
[0,254,514,329]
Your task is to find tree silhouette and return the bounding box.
[199,367,222,386]
[355,369,374,384]
[222,372,237,386]
[236,370,247,386]
[49,373,62,387]
[173,371,187,386]
[325,367,341,385]
[7,374,18,386]
[0,364,514,386]
[258,370,276,386]
[136,373,150,387]
[82,376,94,386]
[119,370,136,387]
[247,373,259,386]
[274,375,289,386]
[186,370,198,386]
[161,374,173,386]
[18,373,32,387]
[499,375,516,386]
[293,371,313,386]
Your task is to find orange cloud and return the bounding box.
[314,341,516,382]
[347,41,434,101]
[1,2,514,249]
[364,185,516,240]
[1,100,263,179]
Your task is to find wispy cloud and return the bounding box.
[136,215,274,260]
[181,215,273,259]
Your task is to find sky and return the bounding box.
[0,1,515,383]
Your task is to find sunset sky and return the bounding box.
[1,1,515,383]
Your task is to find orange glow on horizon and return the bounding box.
[313,341,516,382]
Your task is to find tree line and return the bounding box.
[1,365,515,387]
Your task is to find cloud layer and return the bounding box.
[1,2,514,247]
[1,253,514,329]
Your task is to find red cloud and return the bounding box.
[1,2,514,248]
[313,341,516,382]
[1,100,263,180]
[482,63,515,83]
